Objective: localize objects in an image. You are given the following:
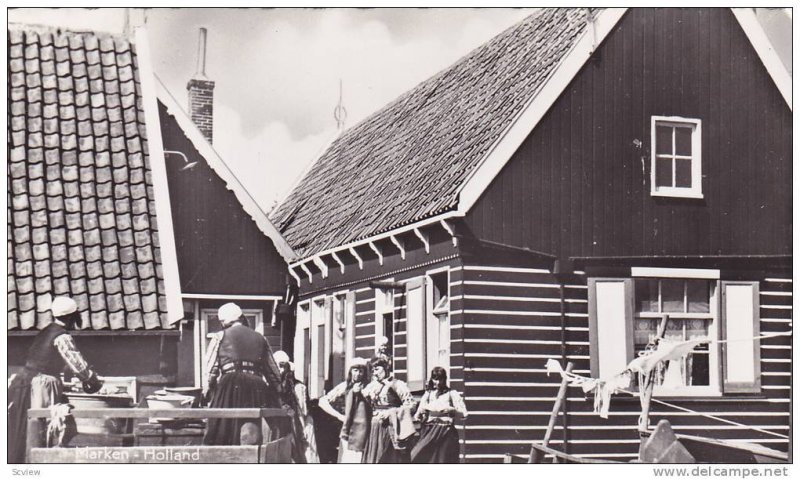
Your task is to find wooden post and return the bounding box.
[638,315,670,435]
[25,416,41,463]
[529,361,574,464]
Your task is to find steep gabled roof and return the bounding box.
[272,8,595,257]
[154,77,298,263]
[7,25,179,330]
[272,8,791,262]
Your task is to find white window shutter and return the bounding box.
[721,282,761,393]
[345,291,356,369]
[323,296,333,382]
[588,279,634,379]
[294,305,310,386]
[405,277,427,390]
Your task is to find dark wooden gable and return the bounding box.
[158,101,288,295]
[466,8,792,260]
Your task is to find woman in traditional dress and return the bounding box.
[203,302,284,446]
[7,297,103,463]
[273,351,320,463]
[361,356,415,463]
[318,357,372,463]
[410,367,468,463]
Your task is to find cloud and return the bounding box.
[213,102,337,210]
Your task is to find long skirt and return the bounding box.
[8,371,63,463]
[361,416,409,464]
[301,416,320,463]
[410,423,460,463]
[204,372,277,446]
[337,438,364,463]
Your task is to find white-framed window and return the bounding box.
[426,267,451,376]
[589,268,761,397]
[403,267,452,391]
[308,296,327,398]
[294,301,311,390]
[331,291,355,385]
[651,116,702,199]
[374,283,395,353]
[632,277,720,396]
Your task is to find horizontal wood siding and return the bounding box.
[460,264,790,463]
[158,103,287,295]
[466,8,792,260]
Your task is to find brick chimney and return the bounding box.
[187,27,215,143]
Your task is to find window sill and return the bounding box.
[650,190,704,200]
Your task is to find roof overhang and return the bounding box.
[154,76,299,264]
[135,26,185,326]
[731,8,792,110]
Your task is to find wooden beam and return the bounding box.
[390,234,405,260]
[368,241,383,266]
[312,256,329,279]
[288,267,302,286]
[413,227,430,254]
[441,219,458,247]
[349,247,363,270]
[27,407,290,419]
[330,251,345,274]
[299,262,313,283]
[530,361,574,464]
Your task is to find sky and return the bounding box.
[8,7,535,211]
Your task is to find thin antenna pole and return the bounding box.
[334,79,347,130]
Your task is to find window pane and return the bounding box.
[635,279,659,313]
[689,343,710,386]
[656,125,673,154]
[686,280,710,313]
[675,159,692,188]
[675,126,692,156]
[661,280,684,313]
[655,157,673,187]
[634,318,659,346]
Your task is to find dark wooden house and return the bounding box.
[271,8,791,462]
[7,24,295,397]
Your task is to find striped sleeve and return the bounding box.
[52,334,93,381]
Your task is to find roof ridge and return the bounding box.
[7,22,132,42]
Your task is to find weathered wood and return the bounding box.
[27,407,289,419]
[528,444,620,464]
[30,446,261,463]
[529,361,574,464]
[25,417,41,463]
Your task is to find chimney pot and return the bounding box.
[187,27,215,143]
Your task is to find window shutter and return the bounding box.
[405,277,427,390]
[323,296,333,382]
[345,291,356,368]
[294,304,310,386]
[721,282,761,393]
[374,288,385,350]
[588,279,634,379]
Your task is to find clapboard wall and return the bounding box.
[466,8,792,260]
[457,260,791,463]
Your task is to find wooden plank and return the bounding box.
[27,407,289,419]
[30,445,260,463]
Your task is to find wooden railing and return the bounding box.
[26,407,291,463]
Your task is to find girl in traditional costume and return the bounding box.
[410,367,468,463]
[318,357,372,463]
[361,356,415,463]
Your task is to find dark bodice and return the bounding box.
[25,323,69,376]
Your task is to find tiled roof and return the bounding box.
[271,8,593,257]
[7,25,171,330]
